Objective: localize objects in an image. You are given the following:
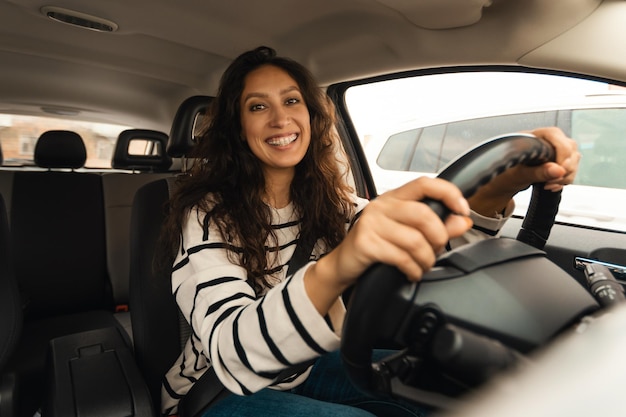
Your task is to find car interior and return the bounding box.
[1,0,626,416]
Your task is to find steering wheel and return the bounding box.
[422,133,561,250]
[340,133,599,409]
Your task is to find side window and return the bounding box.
[441,111,558,167]
[378,111,558,174]
[570,108,626,189]
[377,125,447,173]
[377,129,422,171]
[409,124,446,172]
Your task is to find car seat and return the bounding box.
[0,194,22,417]
[7,130,128,416]
[103,129,174,342]
[129,96,214,414]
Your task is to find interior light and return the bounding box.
[40,6,118,33]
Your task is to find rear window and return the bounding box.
[0,114,131,169]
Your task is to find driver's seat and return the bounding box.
[129,96,215,415]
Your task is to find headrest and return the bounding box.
[34,130,86,169]
[112,129,172,172]
[168,95,213,158]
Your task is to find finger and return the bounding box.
[364,197,452,251]
[356,198,453,272]
[502,164,560,190]
[377,201,473,254]
[543,163,567,181]
[385,177,470,217]
[350,215,436,281]
[544,183,564,192]
[542,149,581,189]
[373,238,429,281]
[374,224,436,280]
[384,212,471,279]
[559,151,582,181]
[520,158,575,188]
[531,127,577,166]
[446,214,473,238]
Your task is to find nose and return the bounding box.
[270,105,290,127]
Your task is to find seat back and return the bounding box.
[11,130,110,319]
[130,96,212,410]
[130,178,182,409]
[0,193,21,417]
[0,193,21,369]
[103,129,173,338]
[7,130,137,416]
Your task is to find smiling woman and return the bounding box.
[150,44,582,417]
[156,46,373,416]
[240,65,312,193]
[2,1,626,416]
[156,46,447,417]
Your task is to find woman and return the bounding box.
[158,46,579,416]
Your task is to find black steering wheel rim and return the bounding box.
[340,133,560,398]
[420,132,555,219]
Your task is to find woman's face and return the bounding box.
[240,64,311,176]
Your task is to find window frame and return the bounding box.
[328,65,626,233]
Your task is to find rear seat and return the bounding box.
[2,128,177,416]
[1,129,176,338]
[6,130,127,416]
[0,193,21,417]
[12,131,111,318]
[0,115,189,413]
[0,170,14,221]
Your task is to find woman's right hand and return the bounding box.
[304,177,472,315]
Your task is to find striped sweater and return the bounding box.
[161,194,509,414]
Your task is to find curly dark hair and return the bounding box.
[157,46,355,293]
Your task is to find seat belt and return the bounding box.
[179,231,318,416]
[272,234,319,380]
[286,234,315,276]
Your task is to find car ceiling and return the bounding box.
[0,0,623,134]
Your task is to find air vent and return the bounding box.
[40,6,118,32]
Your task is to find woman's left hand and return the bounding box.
[468,126,581,217]
[519,126,580,192]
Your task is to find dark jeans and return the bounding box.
[204,350,430,417]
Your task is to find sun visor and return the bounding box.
[375,0,492,29]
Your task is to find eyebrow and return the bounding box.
[242,86,300,103]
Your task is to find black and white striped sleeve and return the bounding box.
[171,210,341,396]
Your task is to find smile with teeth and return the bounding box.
[266,133,298,147]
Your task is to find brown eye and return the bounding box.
[249,103,266,111]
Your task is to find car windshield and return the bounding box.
[0,114,131,169]
[345,70,626,232]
